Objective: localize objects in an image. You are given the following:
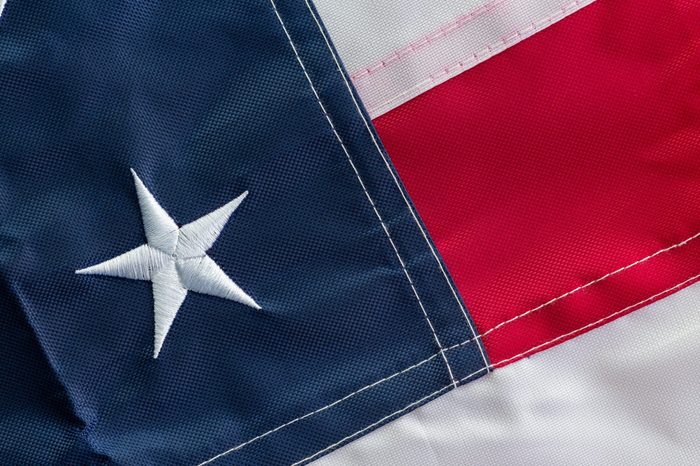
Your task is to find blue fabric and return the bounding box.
[0,1,489,464]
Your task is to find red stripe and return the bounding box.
[374,0,700,365]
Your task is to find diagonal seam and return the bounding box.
[196,351,445,466]
[446,229,700,351]
[302,0,490,369]
[291,366,488,465]
[263,0,457,386]
[292,272,700,464]
[198,1,700,462]
[198,225,700,464]
[489,272,700,367]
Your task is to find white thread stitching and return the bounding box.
[199,226,700,464]
[481,230,700,338]
[292,367,489,465]
[198,0,700,460]
[350,0,505,81]
[302,0,490,369]
[265,0,457,387]
[364,0,593,116]
[76,170,259,358]
[293,273,700,464]
[196,352,443,466]
[444,229,700,352]
[491,272,700,367]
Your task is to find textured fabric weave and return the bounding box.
[0,1,488,463]
[315,0,595,116]
[316,281,700,465]
[372,0,700,365]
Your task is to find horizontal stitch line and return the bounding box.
[197,4,471,464]
[292,367,489,465]
[482,230,700,337]
[447,228,700,352]
[199,1,697,461]
[491,272,700,366]
[364,0,590,115]
[350,0,506,81]
[200,226,700,464]
[263,0,458,388]
[196,352,444,466]
[303,0,491,367]
[295,273,700,464]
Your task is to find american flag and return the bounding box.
[1,0,699,464]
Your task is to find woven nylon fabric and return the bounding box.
[315,281,700,465]
[314,0,595,116]
[0,1,488,464]
[313,0,488,73]
[372,0,700,366]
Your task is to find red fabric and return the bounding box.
[374,0,700,365]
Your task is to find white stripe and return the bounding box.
[315,0,595,117]
[314,281,700,465]
[315,0,490,74]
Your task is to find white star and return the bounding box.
[77,169,260,358]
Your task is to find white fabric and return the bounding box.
[315,0,595,117]
[315,281,700,465]
[315,0,488,75]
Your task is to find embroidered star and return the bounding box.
[77,169,260,358]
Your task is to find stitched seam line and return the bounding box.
[491,272,700,366]
[199,227,700,464]
[293,273,700,464]
[350,0,505,81]
[303,0,490,367]
[446,229,700,352]
[198,0,699,462]
[263,0,457,387]
[364,0,592,115]
[482,230,700,338]
[197,352,443,466]
[264,1,457,384]
[448,272,700,354]
[291,367,488,465]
